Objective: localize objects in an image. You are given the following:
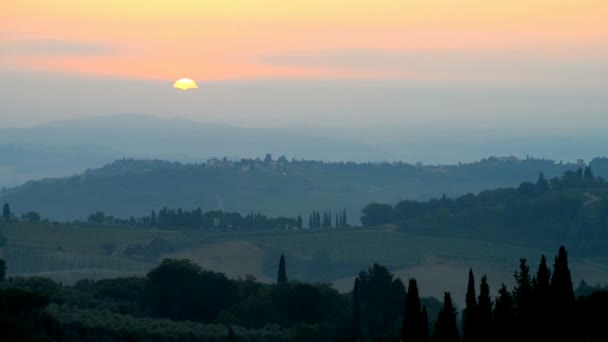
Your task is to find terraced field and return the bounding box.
[254,229,549,267]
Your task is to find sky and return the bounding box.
[1,0,607,131]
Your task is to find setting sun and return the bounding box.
[173,78,198,90]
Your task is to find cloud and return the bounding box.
[256,48,608,87]
[0,34,128,57]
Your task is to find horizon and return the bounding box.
[2,1,607,135]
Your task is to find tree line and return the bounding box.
[360,169,608,257]
[0,245,606,341]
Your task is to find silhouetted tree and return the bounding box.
[421,306,430,342]
[477,275,492,341]
[536,172,550,194]
[353,277,362,341]
[531,255,551,341]
[264,153,273,164]
[277,254,288,284]
[342,209,348,227]
[550,245,575,340]
[150,210,157,227]
[584,166,594,181]
[432,292,459,342]
[513,259,533,339]
[402,278,422,342]
[463,269,478,342]
[358,263,406,336]
[493,284,515,342]
[2,203,11,221]
[0,259,6,282]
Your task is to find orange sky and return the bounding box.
[2,0,607,81]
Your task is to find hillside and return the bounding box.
[1,156,600,220]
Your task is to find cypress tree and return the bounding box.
[463,269,478,342]
[421,306,429,342]
[551,246,575,305]
[277,254,288,283]
[550,245,575,340]
[353,277,362,341]
[2,203,10,221]
[150,210,157,227]
[536,172,550,194]
[0,259,6,282]
[343,209,348,227]
[402,278,422,342]
[513,258,533,340]
[531,255,551,341]
[432,292,460,342]
[477,275,492,342]
[493,284,515,342]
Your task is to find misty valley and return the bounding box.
[1,155,608,341]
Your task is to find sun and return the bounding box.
[173,78,198,90]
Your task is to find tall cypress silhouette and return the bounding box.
[513,258,532,339]
[421,306,429,342]
[432,292,460,342]
[353,277,362,341]
[550,245,575,341]
[551,246,575,305]
[277,254,288,283]
[477,275,492,342]
[531,255,551,341]
[493,284,515,342]
[2,203,10,221]
[402,278,422,342]
[463,269,478,342]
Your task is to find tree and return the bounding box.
[358,263,406,335]
[402,278,423,342]
[277,254,288,284]
[360,203,394,226]
[513,258,533,339]
[463,269,478,342]
[432,292,460,342]
[551,246,574,305]
[493,284,514,342]
[150,210,157,227]
[342,209,348,227]
[353,277,362,341]
[513,258,532,312]
[531,255,551,341]
[536,172,550,194]
[477,275,492,342]
[421,306,430,342]
[550,245,575,340]
[584,166,594,181]
[0,259,6,282]
[297,216,303,229]
[264,153,273,164]
[2,203,11,221]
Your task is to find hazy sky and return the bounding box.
[1,0,607,130]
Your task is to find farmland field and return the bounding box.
[2,222,608,305]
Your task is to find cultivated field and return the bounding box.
[2,222,608,305]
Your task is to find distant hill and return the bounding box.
[3,155,604,221]
[0,115,393,188]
